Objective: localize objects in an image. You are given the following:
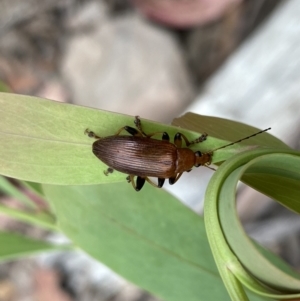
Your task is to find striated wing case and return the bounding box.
[92,136,177,178]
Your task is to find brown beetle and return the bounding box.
[85,116,270,191]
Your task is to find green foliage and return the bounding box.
[0,92,299,301]
[204,149,300,300]
[0,231,69,261]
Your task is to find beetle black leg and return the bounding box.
[114,126,143,137]
[169,173,183,185]
[169,177,175,185]
[158,178,165,188]
[174,133,182,148]
[127,175,146,191]
[85,129,101,139]
[136,176,146,191]
[180,133,208,147]
[104,167,114,176]
[124,126,142,136]
[162,132,169,141]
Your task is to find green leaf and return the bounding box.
[42,182,269,301]
[0,175,37,209]
[242,153,300,213]
[204,148,300,300]
[1,93,296,300]
[0,204,57,231]
[0,93,285,185]
[219,153,300,289]
[0,93,205,184]
[0,176,56,231]
[0,82,10,93]
[0,231,69,262]
[172,113,288,149]
[22,181,45,197]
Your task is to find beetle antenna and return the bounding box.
[210,127,271,152]
[204,165,216,171]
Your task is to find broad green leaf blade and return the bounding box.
[0,93,221,185]
[0,231,69,261]
[0,93,126,184]
[42,182,268,301]
[1,93,284,185]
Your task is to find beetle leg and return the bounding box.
[158,178,165,188]
[134,116,159,138]
[104,167,114,176]
[127,175,145,191]
[144,177,163,188]
[141,132,167,139]
[146,131,169,140]
[162,132,169,141]
[127,176,165,189]
[169,173,183,185]
[174,133,183,148]
[180,133,208,147]
[136,176,146,191]
[189,133,208,145]
[134,116,169,140]
[134,116,148,136]
[174,132,207,148]
[85,129,101,139]
[127,175,137,190]
[169,177,175,184]
[114,126,143,137]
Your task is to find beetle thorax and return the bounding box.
[175,148,197,173]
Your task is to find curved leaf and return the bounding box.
[204,148,300,300]
[242,153,300,213]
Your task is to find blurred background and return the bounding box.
[0,0,300,300]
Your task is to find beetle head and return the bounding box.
[194,151,212,167]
